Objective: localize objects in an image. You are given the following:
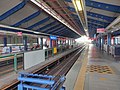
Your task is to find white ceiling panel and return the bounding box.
[1,3,38,25]
[0,0,21,15]
[20,12,48,28]
[33,19,55,30]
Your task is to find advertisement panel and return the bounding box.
[24,49,45,70]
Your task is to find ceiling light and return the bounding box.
[75,0,82,11]
[34,32,40,34]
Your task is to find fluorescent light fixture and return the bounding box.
[34,32,40,34]
[75,0,82,11]
[85,28,88,31]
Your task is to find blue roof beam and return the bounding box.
[0,1,27,21]
[52,27,67,34]
[86,0,120,13]
[12,11,41,27]
[27,16,51,29]
[36,21,57,32]
[48,26,65,34]
[43,24,62,33]
[67,7,76,12]
[65,0,72,3]
[55,29,69,35]
[87,11,116,22]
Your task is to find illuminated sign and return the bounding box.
[97,28,105,33]
[50,35,57,40]
[17,32,22,36]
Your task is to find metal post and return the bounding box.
[23,36,28,51]
[52,48,54,57]
[107,33,111,53]
[41,37,43,49]
[14,54,17,72]
[50,39,52,48]
[46,49,48,59]
[4,36,7,47]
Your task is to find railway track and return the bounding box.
[1,45,86,90]
[32,46,86,89]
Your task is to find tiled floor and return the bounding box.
[65,44,120,90]
[84,44,120,90]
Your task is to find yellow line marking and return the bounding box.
[74,49,88,90]
[99,78,107,80]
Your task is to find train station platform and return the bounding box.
[65,44,120,90]
[0,47,78,89]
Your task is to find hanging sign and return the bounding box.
[97,28,105,33]
[50,35,57,40]
[17,32,22,36]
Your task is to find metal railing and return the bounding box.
[0,45,79,75]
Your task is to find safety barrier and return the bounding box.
[18,73,65,90]
[0,45,77,74]
[0,53,24,73]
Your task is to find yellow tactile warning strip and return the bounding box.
[86,65,114,74]
[99,78,107,81]
[74,48,88,90]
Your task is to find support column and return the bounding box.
[107,33,111,53]
[101,36,104,50]
[40,37,43,49]
[115,38,118,45]
[50,39,52,48]
[29,37,33,48]
[98,37,101,49]
[64,39,66,45]
[68,39,69,45]
[37,38,39,45]
[23,36,27,51]
[56,39,58,47]
[4,36,7,47]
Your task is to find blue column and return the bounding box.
[98,37,101,49]
[4,36,7,47]
[23,36,27,51]
[107,33,111,53]
[107,33,111,46]
[40,37,43,49]
[50,39,52,48]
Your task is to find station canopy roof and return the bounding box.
[0,0,88,39]
[85,0,120,37]
[0,0,119,38]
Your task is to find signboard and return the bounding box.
[50,35,57,40]
[97,28,105,33]
[53,47,57,54]
[24,49,45,70]
[17,32,22,36]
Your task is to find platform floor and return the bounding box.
[65,44,120,90]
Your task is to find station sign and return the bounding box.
[97,28,105,33]
[50,35,57,40]
[17,32,22,36]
